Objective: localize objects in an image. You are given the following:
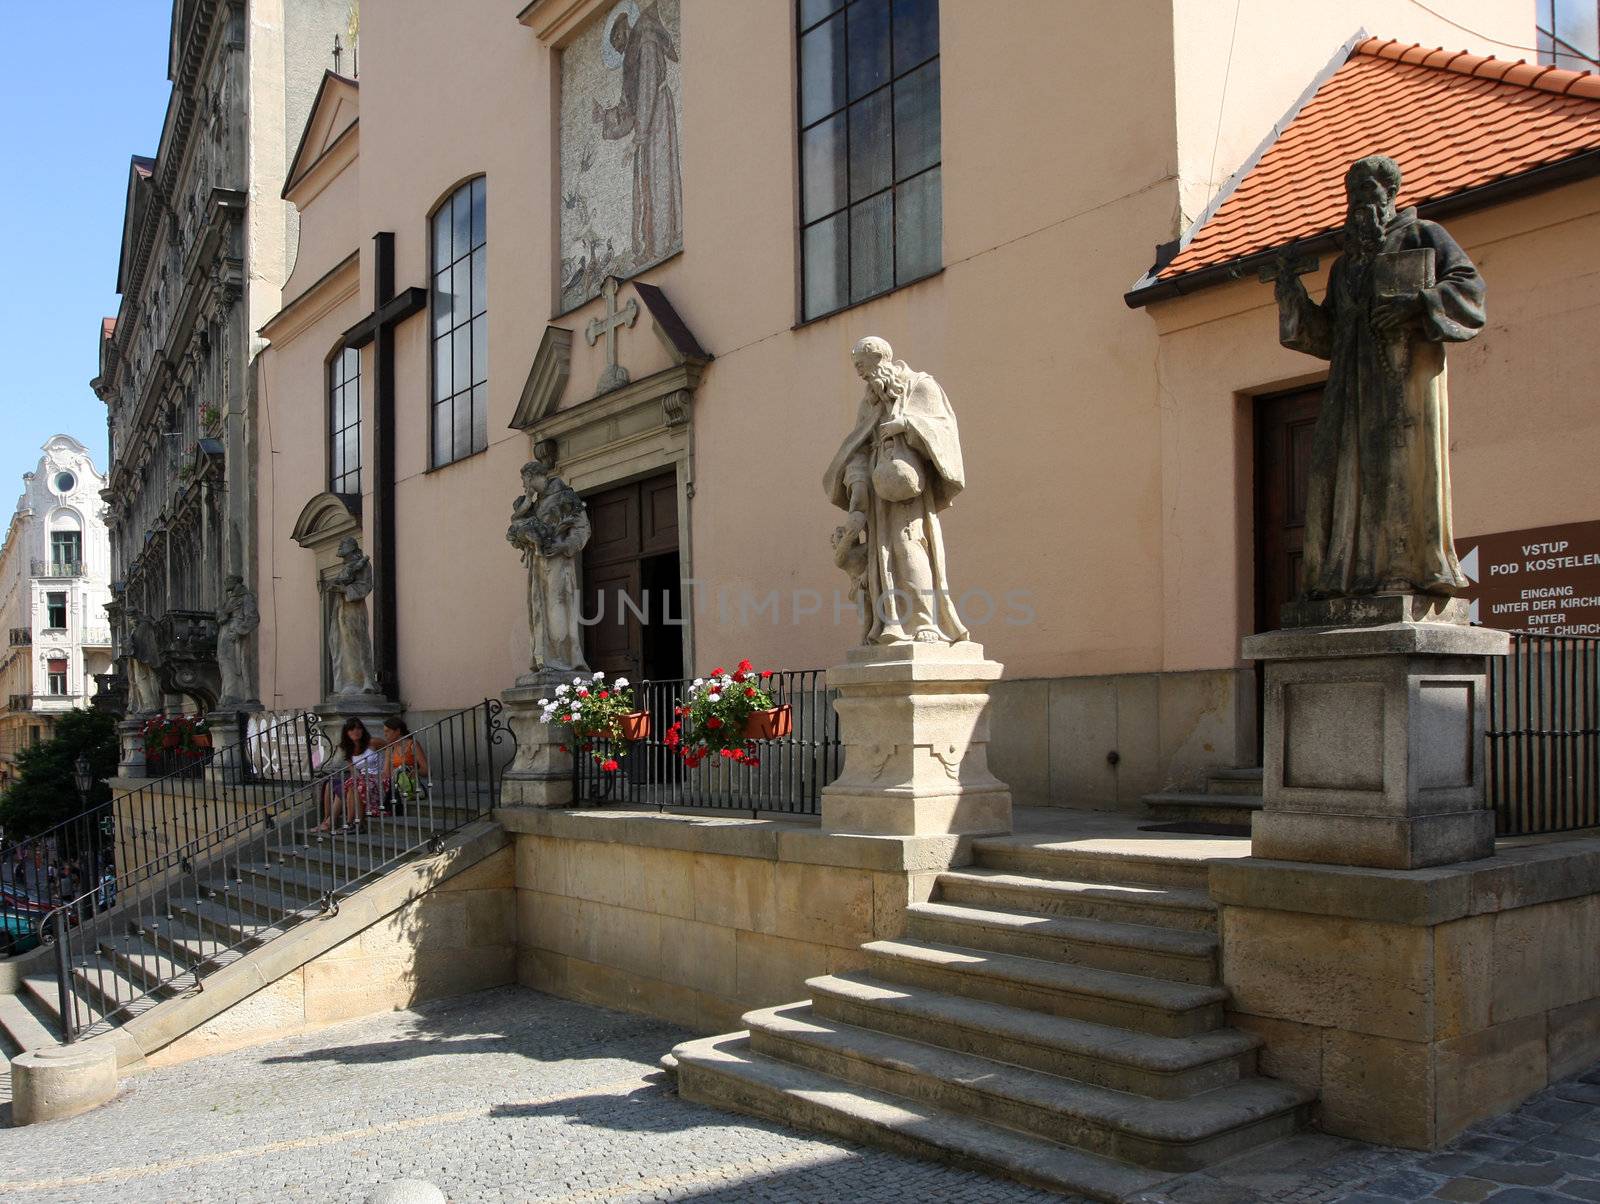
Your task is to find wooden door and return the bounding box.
[581,472,680,677]
[1254,386,1323,633]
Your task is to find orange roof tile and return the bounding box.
[1143,37,1600,294]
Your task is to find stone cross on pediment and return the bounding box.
[585,276,639,394]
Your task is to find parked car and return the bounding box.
[0,886,67,957]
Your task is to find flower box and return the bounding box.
[743,705,792,741]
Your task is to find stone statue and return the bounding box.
[823,337,970,645]
[830,518,870,645]
[125,606,163,713]
[506,457,591,676]
[215,574,260,707]
[322,537,378,696]
[1273,155,1486,601]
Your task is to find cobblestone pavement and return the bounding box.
[3,984,1600,1203]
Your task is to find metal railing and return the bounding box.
[9,628,30,646]
[573,670,840,816]
[7,693,32,713]
[41,700,510,1042]
[31,560,84,578]
[0,711,322,959]
[1488,633,1600,836]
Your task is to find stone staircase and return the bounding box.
[0,805,493,1067]
[1142,766,1263,829]
[673,832,1312,1201]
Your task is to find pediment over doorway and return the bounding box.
[291,491,362,554]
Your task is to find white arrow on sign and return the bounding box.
[1469,598,1480,624]
[1460,545,1479,584]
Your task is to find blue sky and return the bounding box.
[0,5,172,494]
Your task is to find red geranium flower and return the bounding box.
[558,744,568,753]
[706,717,723,730]
[737,659,753,673]
[598,690,609,700]
[601,758,620,773]
[760,670,773,679]
[745,687,756,697]
[711,666,725,677]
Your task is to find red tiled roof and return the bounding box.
[1153,37,1600,285]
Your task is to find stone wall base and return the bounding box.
[1214,834,1600,1149]
[987,667,1257,810]
[501,807,970,1033]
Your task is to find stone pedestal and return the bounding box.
[314,696,403,759]
[205,705,263,785]
[500,673,575,808]
[821,642,1011,837]
[1243,595,1509,870]
[117,715,150,778]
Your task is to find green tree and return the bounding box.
[0,708,118,842]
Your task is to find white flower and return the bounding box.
[593,671,605,680]
[707,692,721,703]
[692,678,703,689]
[569,711,582,722]
[573,676,584,686]
[614,677,630,688]
[555,684,569,696]
[537,699,549,707]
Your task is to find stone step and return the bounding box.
[171,895,272,947]
[0,989,59,1054]
[971,838,1211,890]
[863,939,1227,1038]
[22,973,94,1036]
[1142,792,1262,827]
[137,917,234,969]
[69,956,154,1026]
[935,869,1217,933]
[1207,768,1263,797]
[97,931,198,994]
[744,1002,1312,1173]
[236,860,357,902]
[906,901,1218,986]
[808,973,1259,1099]
[672,1030,1173,1202]
[277,833,431,878]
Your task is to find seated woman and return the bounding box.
[314,716,385,834]
[380,717,430,813]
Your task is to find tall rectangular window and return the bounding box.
[46,658,67,697]
[45,592,66,630]
[798,0,941,321]
[50,531,82,573]
[329,346,362,495]
[1539,1,1600,71]
[430,177,488,468]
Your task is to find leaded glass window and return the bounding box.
[430,178,489,468]
[799,0,940,321]
[328,346,361,495]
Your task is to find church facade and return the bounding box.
[253,0,1598,806]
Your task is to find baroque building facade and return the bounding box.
[92,0,351,731]
[0,438,112,784]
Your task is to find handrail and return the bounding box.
[0,710,324,959]
[43,699,512,1042]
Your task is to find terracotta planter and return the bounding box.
[743,705,793,741]
[620,710,651,741]
[193,732,212,750]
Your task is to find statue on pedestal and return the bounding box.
[323,537,378,697]
[1272,154,1486,601]
[125,606,163,713]
[507,456,591,676]
[215,574,260,708]
[823,336,970,645]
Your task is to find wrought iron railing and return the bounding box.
[0,711,322,959]
[573,670,840,816]
[1488,633,1600,836]
[41,700,510,1041]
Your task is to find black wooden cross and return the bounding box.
[342,232,426,703]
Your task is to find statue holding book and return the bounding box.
[1273,154,1485,601]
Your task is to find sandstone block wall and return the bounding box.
[504,809,959,1035]
[1214,837,1600,1148]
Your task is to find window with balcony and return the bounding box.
[46,658,67,696]
[45,592,66,630]
[50,530,82,575]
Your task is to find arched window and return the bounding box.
[429,177,488,468]
[328,345,361,495]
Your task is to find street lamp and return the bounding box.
[73,752,93,808]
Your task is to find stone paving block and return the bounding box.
[1560,1179,1600,1202]
[1432,1177,1502,1202]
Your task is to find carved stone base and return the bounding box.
[314,696,403,759]
[117,715,151,778]
[820,642,1012,837]
[1244,617,1509,869]
[205,705,264,785]
[501,675,574,808]
[1281,592,1468,629]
